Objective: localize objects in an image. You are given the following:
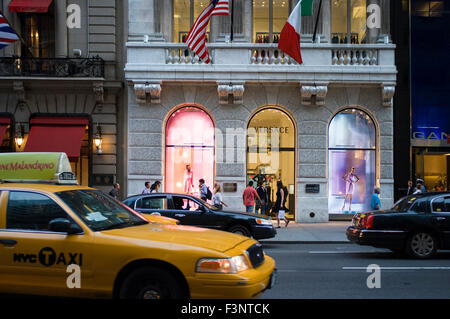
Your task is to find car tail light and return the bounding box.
[361,215,374,229]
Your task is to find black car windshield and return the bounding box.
[391,196,418,212]
[57,190,149,231]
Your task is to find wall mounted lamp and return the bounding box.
[93,125,103,154]
[15,124,24,150]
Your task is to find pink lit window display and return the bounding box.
[165,107,215,195]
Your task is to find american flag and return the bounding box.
[186,0,229,64]
[0,13,19,50]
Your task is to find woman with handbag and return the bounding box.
[212,183,228,210]
[273,181,290,228]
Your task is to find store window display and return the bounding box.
[165,106,215,195]
[328,108,376,214]
[247,107,296,219]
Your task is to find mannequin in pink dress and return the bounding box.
[184,164,194,194]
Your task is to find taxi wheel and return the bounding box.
[228,225,251,237]
[406,232,437,259]
[119,267,185,299]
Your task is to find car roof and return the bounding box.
[406,192,450,199]
[0,183,94,193]
[125,193,199,200]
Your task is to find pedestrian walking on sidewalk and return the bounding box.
[255,181,268,215]
[243,181,261,213]
[273,180,289,228]
[212,183,228,210]
[142,181,151,194]
[370,187,381,210]
[109,182,120,200]
[150,181,161,193]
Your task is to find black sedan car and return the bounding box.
[123,193,276,240]
[347,192,450,259]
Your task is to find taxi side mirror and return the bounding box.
[49,218,83,235]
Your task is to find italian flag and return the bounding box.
[278,0,313,64]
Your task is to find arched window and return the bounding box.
[328,108,376,213]
[247,107,296,219]
[165,106,215,194]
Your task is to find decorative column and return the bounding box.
[55,0,68,57]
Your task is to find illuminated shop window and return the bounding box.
[247,108,296,219]
[328,109,376,213]
[331,0,367,44]
[165,106,215,195]
[173,0,211,43]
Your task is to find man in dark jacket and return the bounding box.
[255,181,268,215]
[109,182,120,200]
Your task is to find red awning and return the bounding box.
[0,117,11,145]
[24,117,89,162]
[9,0,53,13]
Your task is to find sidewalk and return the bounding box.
[259,221,352,244]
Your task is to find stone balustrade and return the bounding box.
[126,42,396,84]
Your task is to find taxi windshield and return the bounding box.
[57,190,148,231]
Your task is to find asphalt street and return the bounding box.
[260,243,450,299]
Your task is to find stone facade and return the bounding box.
[127,82,394,223]
[0,0,125,194]
[125,0,397,222]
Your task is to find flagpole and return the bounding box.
[0,10,34,58]
[230,0,234,42]
[312,0,323,43]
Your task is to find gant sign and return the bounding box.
[412,131,450,147]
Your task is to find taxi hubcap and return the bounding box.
[411,233,434,256]
[140,287,161,299]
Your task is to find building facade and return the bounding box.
[393,0,450,197]
[0,0,126,194]
[125,0,397,223]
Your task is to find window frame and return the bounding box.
[431,196,450,214]
[3,190,82,234]
[135,196,168,210]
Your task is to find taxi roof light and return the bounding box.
[0,152,78,185]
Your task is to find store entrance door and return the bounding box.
[247,108,296,220]
[413,148,449,192]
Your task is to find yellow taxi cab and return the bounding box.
[0,153,276,299]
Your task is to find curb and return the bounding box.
[259,240,351,244]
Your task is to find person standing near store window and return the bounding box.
[212,183,228,210]
[150,181,161,193]
[109,182,120,200]
[142,182,151,194]
[370,187,382,211]
[199,179,209,201]
[255,181,268,215]
[406,180,414,196]
[243,181,261,214]
[273,181,289,228]
[417,179,427,193]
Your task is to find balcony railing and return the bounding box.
[0,56,105,78]
[126,42,396,84]
[160,43,391,66]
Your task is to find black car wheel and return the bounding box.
[406,232,437,259]
[228,225,251,237]
[119,267,185,299]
